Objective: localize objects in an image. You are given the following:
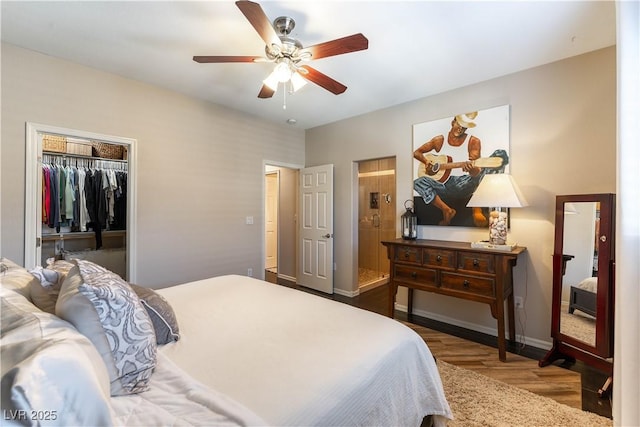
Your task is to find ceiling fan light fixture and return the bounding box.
[273,60,293,82]
[263,71,280,91]
[290,72,307,92]
[194,2,368,99]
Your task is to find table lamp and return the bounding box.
[466,173,528,246]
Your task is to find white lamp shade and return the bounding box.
[290,72,308,91]
[466,174,528,208]
[263,71,280,91]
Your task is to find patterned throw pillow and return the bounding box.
[129,283,180,345]
[56,260,157,396]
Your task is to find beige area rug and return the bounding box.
[437,360,612,427]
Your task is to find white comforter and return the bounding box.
[157,275,452,427]
[110,353,266,426]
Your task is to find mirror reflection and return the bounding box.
[559,201,599,346]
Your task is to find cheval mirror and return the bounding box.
[539,194,615,395]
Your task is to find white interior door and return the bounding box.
[298,164,334,293]
[265,171,278,271]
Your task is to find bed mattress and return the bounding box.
[157,275,452,426]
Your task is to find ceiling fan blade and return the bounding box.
[193,55,263,63]
[235,1,281,48]
[258,84,275,99]
[302,33,368,60]
[298,65,347,95]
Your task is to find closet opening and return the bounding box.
[357,157,396,292]
[25,123,137,281]
[40,135,128,278]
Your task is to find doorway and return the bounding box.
[264,164,299,284]
[265,170,279,282]
[357,157,396,291]
[24,123,137,280]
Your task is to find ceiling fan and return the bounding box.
[193,0,368,99]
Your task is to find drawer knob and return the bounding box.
[404,250,410,258]
[473,259,479,267]
[411,271,418,279]
[436,255,442,263]
[463,280,470,288]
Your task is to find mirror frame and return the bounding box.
[551,193,615,360]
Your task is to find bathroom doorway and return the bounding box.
[357,157,396,291]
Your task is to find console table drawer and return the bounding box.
[423,248,456,269]
[394,264,437,287]
[457,252,495,274]
[394,246,422,265]
[441,272,495,297]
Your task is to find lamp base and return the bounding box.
[471,241,518,251]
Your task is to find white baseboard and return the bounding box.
[335,287,359,298]
[358,277,389,293]
[276,273,296,283]
[396,303,552,351]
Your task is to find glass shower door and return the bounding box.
[358,157,396,289]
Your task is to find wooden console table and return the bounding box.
[382,239,526,362]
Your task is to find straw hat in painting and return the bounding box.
[454,111,478,128]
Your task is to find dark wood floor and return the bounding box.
[274,277,612,419]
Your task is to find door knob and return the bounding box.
[322,233,333,238]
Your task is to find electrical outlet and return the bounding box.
[247,268,253,277]
[514,296,524,309]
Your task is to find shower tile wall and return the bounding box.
[358,157,396,288]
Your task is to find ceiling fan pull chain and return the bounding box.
[283,82,287,110]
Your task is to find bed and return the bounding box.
[568,276,597,317]
[1,257,452,426]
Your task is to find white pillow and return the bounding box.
[28,260,78,314]
[1,339,114,426]
[0,257,37,300]
[577,276,598,293]
[1,286,113,426]
[55,260,157,396]
[29,267,61,314]
[29,265,59,287]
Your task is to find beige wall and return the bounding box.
[0,43,305,287]
[0,42,617,346]
[305,47,616,346]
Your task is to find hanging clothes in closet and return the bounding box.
[42,154,127,248]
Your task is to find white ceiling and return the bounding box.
[1,1,616,130]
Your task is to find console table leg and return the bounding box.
[408,288,414,317]
[495,302,507,362]
[388,282,398,318]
